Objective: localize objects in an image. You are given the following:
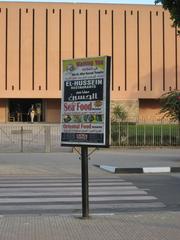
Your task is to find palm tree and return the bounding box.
[112,105,128,122]
[160,90,180,124]
[160,90,180,144]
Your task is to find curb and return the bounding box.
[95,165,180,174]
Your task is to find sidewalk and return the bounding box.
[0,212,179,240]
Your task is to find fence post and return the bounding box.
[20,126,23,152]
[118,122,121,146]
[178,125,180,146]
[127,123,129,145]
[144,124,146,146]
[45,125,51,153]
[161,125,163,145]
[169,125,171,145]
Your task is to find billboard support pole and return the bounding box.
[81,146,89,218]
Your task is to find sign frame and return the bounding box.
[61,56,111,148]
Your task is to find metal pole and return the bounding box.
[169,124,171,146]
[161,124,163,145]
[81,146,89,218]
[21,126,23,152]
[144,124,146,146]
[45,126,51,153]
[153,125,155,146]
[118,122,120,146]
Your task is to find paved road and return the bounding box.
[0,176,165,215]
[122,173,180,212]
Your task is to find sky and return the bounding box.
[0,0,157,5]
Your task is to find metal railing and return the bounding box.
[0,124,72,153]
[111,122,180,146]
[0,122,179,152]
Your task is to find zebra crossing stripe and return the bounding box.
[0,195,158,203]
[0,182,133,187]
[0,186,139,192]
[0,190,148,197]
[0,178,125,183]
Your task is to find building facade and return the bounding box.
[0,2,179,123]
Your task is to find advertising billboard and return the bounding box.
[61,56,111,147]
